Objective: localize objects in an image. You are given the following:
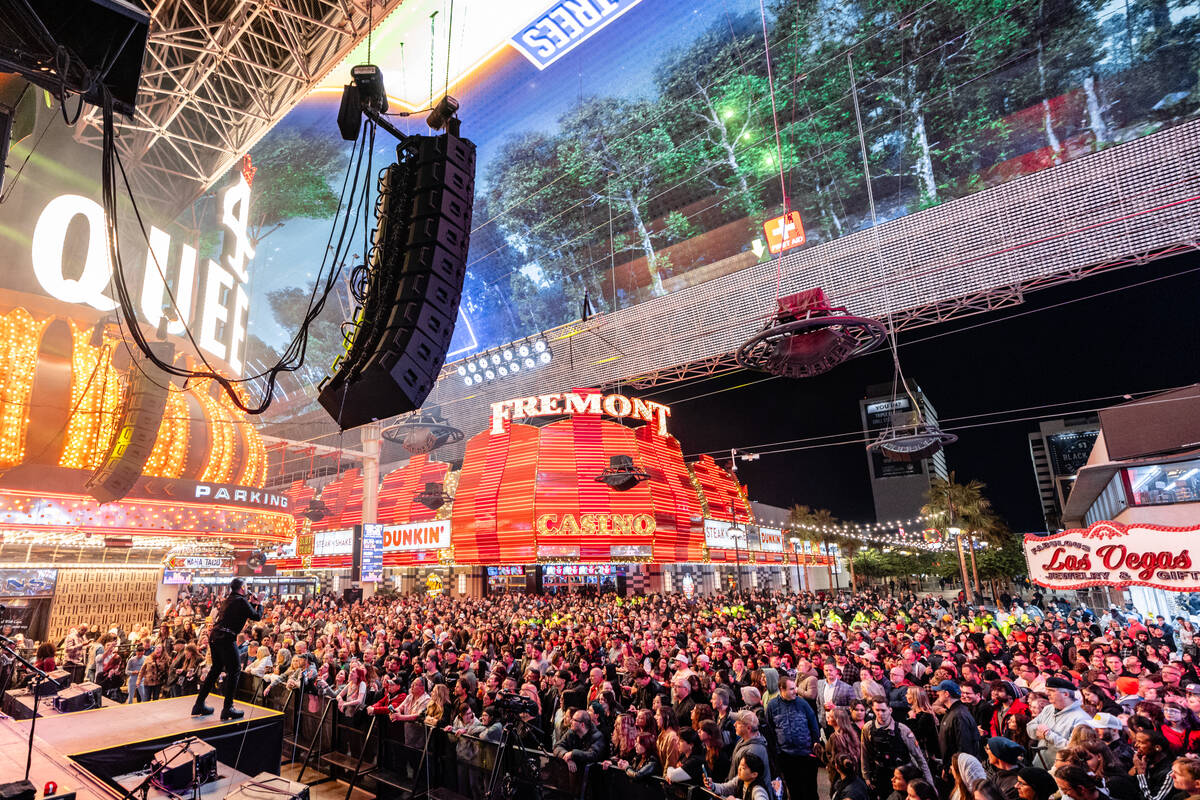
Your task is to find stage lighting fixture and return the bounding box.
[534,339,547,353]
[351,64,388,111]
[519,345,530,357]
[490,354,501,366]
[539,352,551,365]
[457,366,466,376]
[503,349,513,361]
[509,362,520,373]
[426,95,460,131]
[463,377,471,387]
[524,357,535,369]
[485,369,495,380]
[595,454,650,491]
[498,366,508,377]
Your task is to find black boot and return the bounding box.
[220,706,244,720]
[191,700,214,715]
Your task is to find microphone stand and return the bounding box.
[0,633,54,782]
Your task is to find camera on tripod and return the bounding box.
[494,691,539,717]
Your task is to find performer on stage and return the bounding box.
[191,577,262,720]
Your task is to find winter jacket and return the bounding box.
[765,695,821,757]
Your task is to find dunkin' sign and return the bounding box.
[1024,521,1200,590]
[382,520,451,552]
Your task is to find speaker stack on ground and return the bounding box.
[318,133,476,429]
[84,343,173,504]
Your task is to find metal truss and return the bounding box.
[73,0,405,215]
[619,240,1196,389]
[405,118,1200,461]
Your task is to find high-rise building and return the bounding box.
[859,383,948,522]
[1028,414,1100,531]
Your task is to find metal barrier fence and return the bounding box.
[234,675,710,800]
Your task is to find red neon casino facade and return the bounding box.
[270,388,806,595]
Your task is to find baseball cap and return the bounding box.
[1087,712,1123,731]
[935,680,961,698]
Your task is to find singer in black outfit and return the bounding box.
[192,577,262,720]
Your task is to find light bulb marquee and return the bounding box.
[0,307,282,544]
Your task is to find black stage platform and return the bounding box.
[5,695,283,795]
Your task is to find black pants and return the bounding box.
[776,752,819,800]
[195,635,239,710]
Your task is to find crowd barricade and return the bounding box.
[265,710,721,800]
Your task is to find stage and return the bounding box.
[2,696,284,798]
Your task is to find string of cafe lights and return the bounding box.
[787,512,940,537]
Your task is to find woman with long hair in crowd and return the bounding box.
[826,706,862,780]
[656,703,681,769]
[907,687,942,763]
[621,732,661,781]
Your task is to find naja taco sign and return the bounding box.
[1024,521,1200,590]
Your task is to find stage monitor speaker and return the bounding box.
[152,737,217,791]
[224,774,309,800]
[0,781,35,800]
[0,0,149,117]
[51,682,101,713]
[85,344,173,503]
[45,669,71,693]
[318,132,475,429]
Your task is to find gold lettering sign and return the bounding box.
[491,391,670,434]
[536,513,655,536]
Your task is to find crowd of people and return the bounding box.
[16,583,1200,800]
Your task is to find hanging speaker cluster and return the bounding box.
[413,482,452,510]
[318,132,476,429]
[736,288,886,379]
[867,410,958,462]
[84,343,173,504]
[300,497,330,521]
[594,455,650,491]
[381,407,464,455]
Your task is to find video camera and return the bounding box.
[494,691,539,717]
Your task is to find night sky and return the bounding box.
[650,250,1200,532]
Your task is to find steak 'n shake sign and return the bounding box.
[491,390,670,434]
[1024,521,1200,590]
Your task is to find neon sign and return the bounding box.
[536,512,655,536]
[491,390,670,434]
[29,175,255,374]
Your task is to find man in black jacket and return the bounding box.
[192,578,262,720]
[553,711,606,773]
[936,680,982,786]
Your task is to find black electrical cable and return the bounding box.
[100,83,378,414]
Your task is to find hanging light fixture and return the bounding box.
[382,407,464,455]
[868,409,957,462]
[736,289,885,379]
[594,454,650,491]
[414,481,453,510]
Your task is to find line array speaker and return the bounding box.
[319,133,475,428]
[84,344,173,504]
